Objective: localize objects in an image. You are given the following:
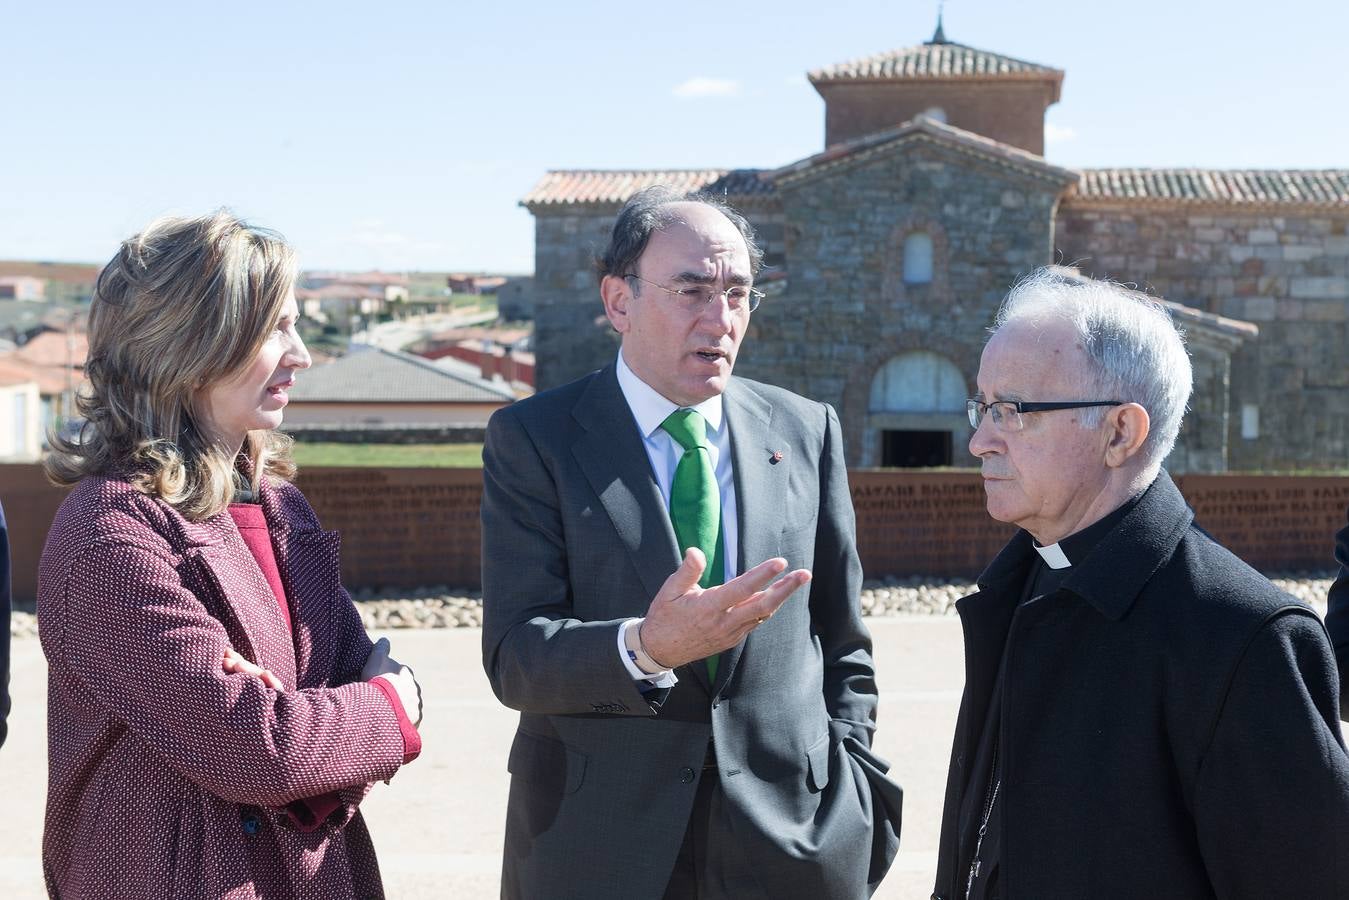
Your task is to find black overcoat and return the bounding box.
[0,499,10,748]
[933,472,1349,899]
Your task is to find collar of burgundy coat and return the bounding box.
[97,467,342,691]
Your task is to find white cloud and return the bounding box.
[672,77,742,99]
[1045,123,1078,144]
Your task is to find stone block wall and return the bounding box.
[531,209,620,390]
[1055,205,1349,470]
[740,144,1065,466]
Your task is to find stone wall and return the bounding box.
[531,209,620,390]
[816,81,1055,154]
[741,142,1066,466]
[1055,205,1349,470]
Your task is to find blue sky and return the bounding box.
[2,0,1345,273]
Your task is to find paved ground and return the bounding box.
[0,618,963,899]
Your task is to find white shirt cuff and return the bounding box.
[617,618,678,688]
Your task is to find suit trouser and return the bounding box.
[662,755,763,900]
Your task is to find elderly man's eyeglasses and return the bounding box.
[966,398,1124,433]
[625,274,764,313]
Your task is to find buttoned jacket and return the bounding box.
[482,365,903,900]
[38,473,411,900]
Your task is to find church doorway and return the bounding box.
[862,351,969,468]
[881,429,952,467]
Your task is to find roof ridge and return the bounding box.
[769,115,1077,186]
[809,39,1062,82]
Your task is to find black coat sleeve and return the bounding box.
[1325,507,1349,717]
[1192,609,1349,898]
[0,500,10,748]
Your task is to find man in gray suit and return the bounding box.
[481,186,902,899]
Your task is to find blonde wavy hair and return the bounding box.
[46,210,299,520]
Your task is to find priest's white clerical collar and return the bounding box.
[1033,542,1072,570]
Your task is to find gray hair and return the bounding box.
[992,266,1193,471]
[595,185,764,284]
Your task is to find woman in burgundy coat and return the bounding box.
[37,212,423,899]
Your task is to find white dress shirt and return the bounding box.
[613,350,741,686]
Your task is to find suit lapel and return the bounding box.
[187,515,300,689]
[259,481,340,687]
[714,379,783,697]
[571,365,682,614]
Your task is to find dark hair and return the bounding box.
[595,185,765,283]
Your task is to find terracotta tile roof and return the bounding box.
[15,330,88,368]
[288,346,515,403]
[521,169,774,208]
[809,41,1062,86]
[770,116,1078,188]
[0,359,38,388]
[0,353,82,395]
[1071,169,1349,207]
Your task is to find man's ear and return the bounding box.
[1104,402,1150,468]
[600,274,632,334]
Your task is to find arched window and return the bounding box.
[868,351,966,414]
[920,106,947,123]
[902,232,933,285]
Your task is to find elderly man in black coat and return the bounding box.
[934,267,1349,900]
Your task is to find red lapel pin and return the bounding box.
[770,450,784,464]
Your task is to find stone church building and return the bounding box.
[522,25,1349,472]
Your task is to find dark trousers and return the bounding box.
[662,772,717,900]
[661,763,764,900]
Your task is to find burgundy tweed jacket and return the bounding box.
[38,474,415,899]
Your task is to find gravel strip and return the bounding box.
[10,573,1336,638]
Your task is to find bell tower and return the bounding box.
[808,15,1064,154]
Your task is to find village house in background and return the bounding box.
[284,345,517,439]
[0,261,97,306]
[0,276,45,302]
[0,323,88,456]
[0,364,41,460]
[409,325,534,390]
[522,20,1349,473]
[297,270,412,325]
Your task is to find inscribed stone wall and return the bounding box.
[3,465,1347,600]
[1055,205,1349,470]
[741,142,1064,466]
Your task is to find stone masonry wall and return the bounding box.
[1055,205,1349,471]
[739,143,1066,466]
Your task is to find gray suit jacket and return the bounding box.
[481,364,902,900]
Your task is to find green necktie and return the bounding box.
[660,409,726,683]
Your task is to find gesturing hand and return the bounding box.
[222,647,285,692]
[639,548,812,670]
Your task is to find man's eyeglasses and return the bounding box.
[625,274,765,313]
[966,398,1124,433]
